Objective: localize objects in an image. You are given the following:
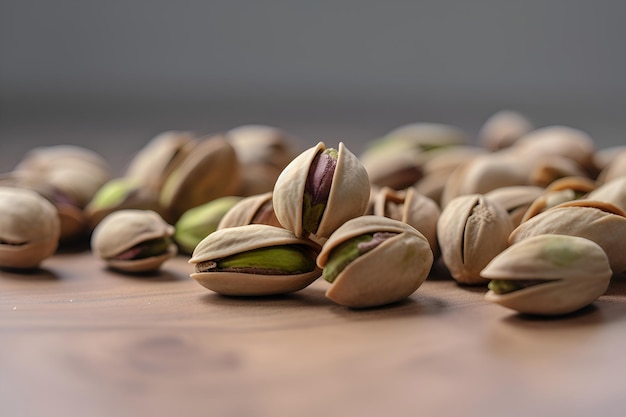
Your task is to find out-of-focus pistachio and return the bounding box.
[520,176,596,223]
[482,234,611,316]
[91,209,177,273]
[273,142,370,241]
[477,110,533,151]
[159,134,241,222]
[485,186,544,227]
[437,194,514,285]
[174,196,243,255]
[597,150,626,184]
[586,177,626,213]
[0,187,60,269]
[367,186,440,256]
[189,224,322,296]
[317,215,433,308]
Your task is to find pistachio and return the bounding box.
[482,234,611,316]
[316,215,433,308]
[477,110,533,151]
[91,209,177,273]
[174,196,243,254]
[217,192,282,229]
[84,178,162,229]
[520,177,596,223]
[367,186,440,256]
[586,177,626,213]
[159,134,241,222]
[189,224,322,296]
[273,142,370,240]
[509,200,626,273]
[125,131,197,193]
[0,187,60,269]
[437,194,514,285]
[484,186,544,227]
[597,150,626,184]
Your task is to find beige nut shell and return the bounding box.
[482,234,611,315]
[272,142,370,239]
[189,224,322,296]
[437,194,514,285]
[217,192,281,229]
[509,200,626,273]
[91,209,176,272]
[317,215,433,308]
[0,187,61,269]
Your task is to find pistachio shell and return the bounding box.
[482,234,611,315]
[217,192,281,229]
[226,124,297,169]
[189,224,322,296]
[125,131,197,192]
[509,200,626,273]
[437,194,514,285]
[91,209,177,272]
[317,215,433,308]
[520,177,597,223]
[597,150,626,184]
[477,110,533,151]
[159,134,241,221]
[273,142,370,239]
[0,187,60,269]
[485,186,544,227]
[586,177,626,213]
[368,186,440,256]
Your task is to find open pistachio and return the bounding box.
[84,177,163,229]
[597,150,626,184]
[273,142,370,240]
[0,187,60,269]
[217,192,282,230]
[91,209,177,273]
[159,134,241,222]
[189,224,322,296]
[174,196,243,254]
[482,234,611,316]
[586,177,626,213]
[509,200,626,274]
[520,176,596,223]
[367,186,440,256]
[437,194,514,285]
[317,215,433,308]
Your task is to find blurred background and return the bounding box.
[2,0,625,173]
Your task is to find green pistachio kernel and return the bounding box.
[322,234,374,283]
[204,245,316,275]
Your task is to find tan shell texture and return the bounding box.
[272,142,370,239]
[91,209,176,272]
[509,200,626,274]
[437,194,514,285]
[189,224,322,296]
[482,234,611,315]
[217,192,281,230]
[317,215,433,308]
[0,187,61,269]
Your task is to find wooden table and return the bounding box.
[3,249,626,417]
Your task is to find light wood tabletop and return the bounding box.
[2,248,626,417]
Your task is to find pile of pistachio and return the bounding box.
[1,112,626,315]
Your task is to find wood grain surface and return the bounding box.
[3,249,626,417]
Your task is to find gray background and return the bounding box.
[2,0,625,172]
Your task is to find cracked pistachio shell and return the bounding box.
[174,196,243,255]
[359,145,423,190]
[485,186,544,227]
[217,192,282,230]
[159,134,241,221]
[125,131,197,192]
[527,155,587,188]
[367,186,440,256]
[437,194,514,285]
[91,209,177,272]
[477,110,533,151]
[272,142,370,240]
[482,234,611,316]
[0,187,60,269]
[597,150,626,184]
[226,124,297,169]
[509,200,626,273]
[381,122,469,154]
[189,224,322,296]
[317,215,433,308]
[520,177,597,223]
